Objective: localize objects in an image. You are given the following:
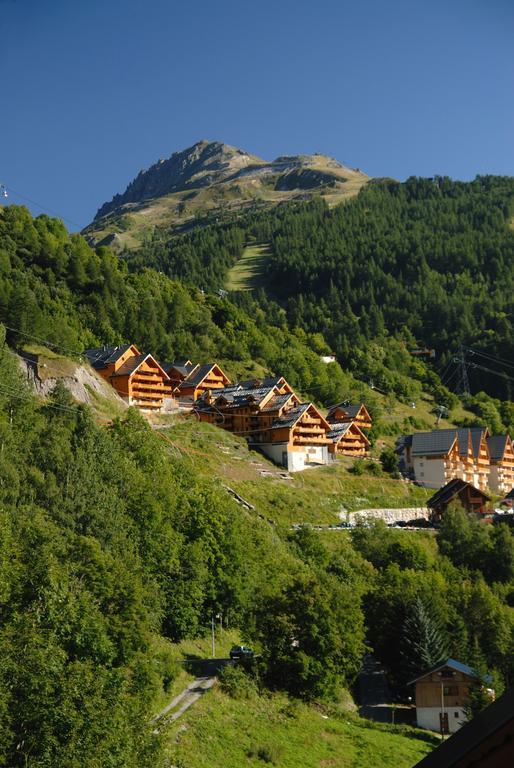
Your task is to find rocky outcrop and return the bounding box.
[17,353,127,409]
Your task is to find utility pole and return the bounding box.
[211,615,215,658]
[457,346,470,396]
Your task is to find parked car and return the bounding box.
[229,645,254,660]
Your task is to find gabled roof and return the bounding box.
[487,434,510,461]
[427,479,490,509]
[503,488,514,501]
[327,402,368,422]
[260,393,295,413]
[411,429,459,457]
[470,426,489,458]
[408,658,490,686]
[111,353,170,379]
[238,376,293,393]
[84,344,138,370]
[270,403,311,429]
[164,360,198,378]
[177,362,229,390]
[328,421,370,444]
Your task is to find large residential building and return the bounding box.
[397,428,502,491]
[85,344,172,411]
[195,379,332,472]
[487,434,514,495]
[327,421,370,457]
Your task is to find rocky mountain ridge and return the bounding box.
[84,140,369,249]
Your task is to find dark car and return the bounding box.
[229,645,254,660]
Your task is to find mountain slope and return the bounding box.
[83,140,369,249]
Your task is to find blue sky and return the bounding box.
[1,0,513,229]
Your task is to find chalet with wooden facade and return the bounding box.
[397,428,494,491]
[162,359,199,390]
[85,344,172,411]
[427,479,491,523]
[326,402,372,431]
[487,434,514,495]
[409,659,493,735]
[327,421,370,457]
[171,362,231,402]
[195,379,332,471]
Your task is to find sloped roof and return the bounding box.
[260,393,295,412]
[270,403,311,430]
[470,427,489,458]
[176,363,227,389]
[411,429,459,457]
[166,361,198,378]
[328,421,370,444]
[427,478,490,509]
[487,434,509,461]
[111,353,170,379]
[408,658,490,686]
[84,344,136,370]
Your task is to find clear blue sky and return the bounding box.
[1,0,513,230]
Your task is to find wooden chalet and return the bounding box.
[195,380,332,472]
[162,359,199,390]
[413,686,514,768]
[173,363,231,401]
[427,479,490,524]
[85,344,172,411]
[327,402,372,430]
[487,434,514,495]
[327,421,370,457]
[408,659,493,735]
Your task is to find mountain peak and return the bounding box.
[88,141,370,246]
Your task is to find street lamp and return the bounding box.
[211,613,222,658]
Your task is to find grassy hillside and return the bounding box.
[226,243,271,291]
[163,685,438,768]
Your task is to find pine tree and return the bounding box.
[401,597,449,680]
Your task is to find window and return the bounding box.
[443,685,458,696]
[454,712,460,718]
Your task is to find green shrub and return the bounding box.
[219,664,258,700]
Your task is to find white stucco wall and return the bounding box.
[258,443,329,472]
[416,707,467,734]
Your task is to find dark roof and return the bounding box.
[469,427,488,458]
[239,377,286,391]
[177,363,218,389]
[504,488,514,500]
[270,403,311,430]
[84,344,134,370]
[412,685,514,768]
[411,429,459,457]
[487,434,509,461]
[163,360,198,377]
[427,479,490,509]
[327,402,363,420]
[327,422,352,440]
[260,394,294,412]
[408,658,487,686]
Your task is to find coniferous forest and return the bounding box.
[1,174,514,766]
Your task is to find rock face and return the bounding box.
[93,140,365,222]
[17,353,127,410]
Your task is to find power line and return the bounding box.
[2,186,82,229]
[465,346,514,372]
[2,324,83,358]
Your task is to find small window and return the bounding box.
[443,685,458,696]
[454,712,460,718]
